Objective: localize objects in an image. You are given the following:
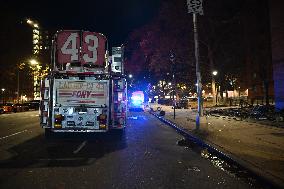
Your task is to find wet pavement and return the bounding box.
[151,104,284,188]
[0,111,256,188]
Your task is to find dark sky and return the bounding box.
[0,0,161,91]
[1,0,161,46]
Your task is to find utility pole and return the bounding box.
[170,51,176,119]
[187,0,205,129]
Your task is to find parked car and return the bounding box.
[158,98,173,106]
[187,97,198,102]
[1,103,13,113]
[24,100,40,110]
[172,99,189,109]
[204,96,213,102]
[12,103,29,112]
[0,107,4,114]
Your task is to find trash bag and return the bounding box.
[159,110,165,116]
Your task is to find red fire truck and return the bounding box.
[39,30,127,136]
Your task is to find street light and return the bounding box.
[212,70,218,106]
[128,74,134,89]
[30,59,38,65]
[1,88,5,104]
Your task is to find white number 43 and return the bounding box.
[60,33,98,63]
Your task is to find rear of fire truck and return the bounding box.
[40,30,127,135]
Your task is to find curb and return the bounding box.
[150,110,282,189]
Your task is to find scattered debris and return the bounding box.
[188,166,201,172]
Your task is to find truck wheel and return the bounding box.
[45,128,53,139]
[112,129,125,139]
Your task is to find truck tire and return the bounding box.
[45,128,53,139]
[112,129,125,139]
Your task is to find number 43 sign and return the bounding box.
[56,31,107,66]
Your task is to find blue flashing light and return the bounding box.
[130,91,144,107]
[132,99,142,106]
[131,95,143,101]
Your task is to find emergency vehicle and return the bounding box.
[129,91,145,111]
[39,30,127,135]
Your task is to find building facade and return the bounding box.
[270,0,284,110]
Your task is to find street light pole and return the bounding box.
[212,77,216,105]
[212,70,218,106]
[1,88,5,104]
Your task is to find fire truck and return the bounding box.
[39,30,127,136]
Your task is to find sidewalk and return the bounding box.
[150,104,284,188]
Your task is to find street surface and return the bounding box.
[0,111,254,189]
[150,104,284,188]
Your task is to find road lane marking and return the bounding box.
[73,140,87,154]
[0,130,28,140]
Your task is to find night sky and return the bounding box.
[0,0,161,93]
[1,0,161,47]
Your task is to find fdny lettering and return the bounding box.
[72,91,92,98]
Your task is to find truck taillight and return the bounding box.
[99,124,107,130]
[54,114,64,128]
[97,114,107,129]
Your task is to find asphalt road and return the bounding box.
[0,111,253,189]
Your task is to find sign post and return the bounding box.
[187,0,205,129]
